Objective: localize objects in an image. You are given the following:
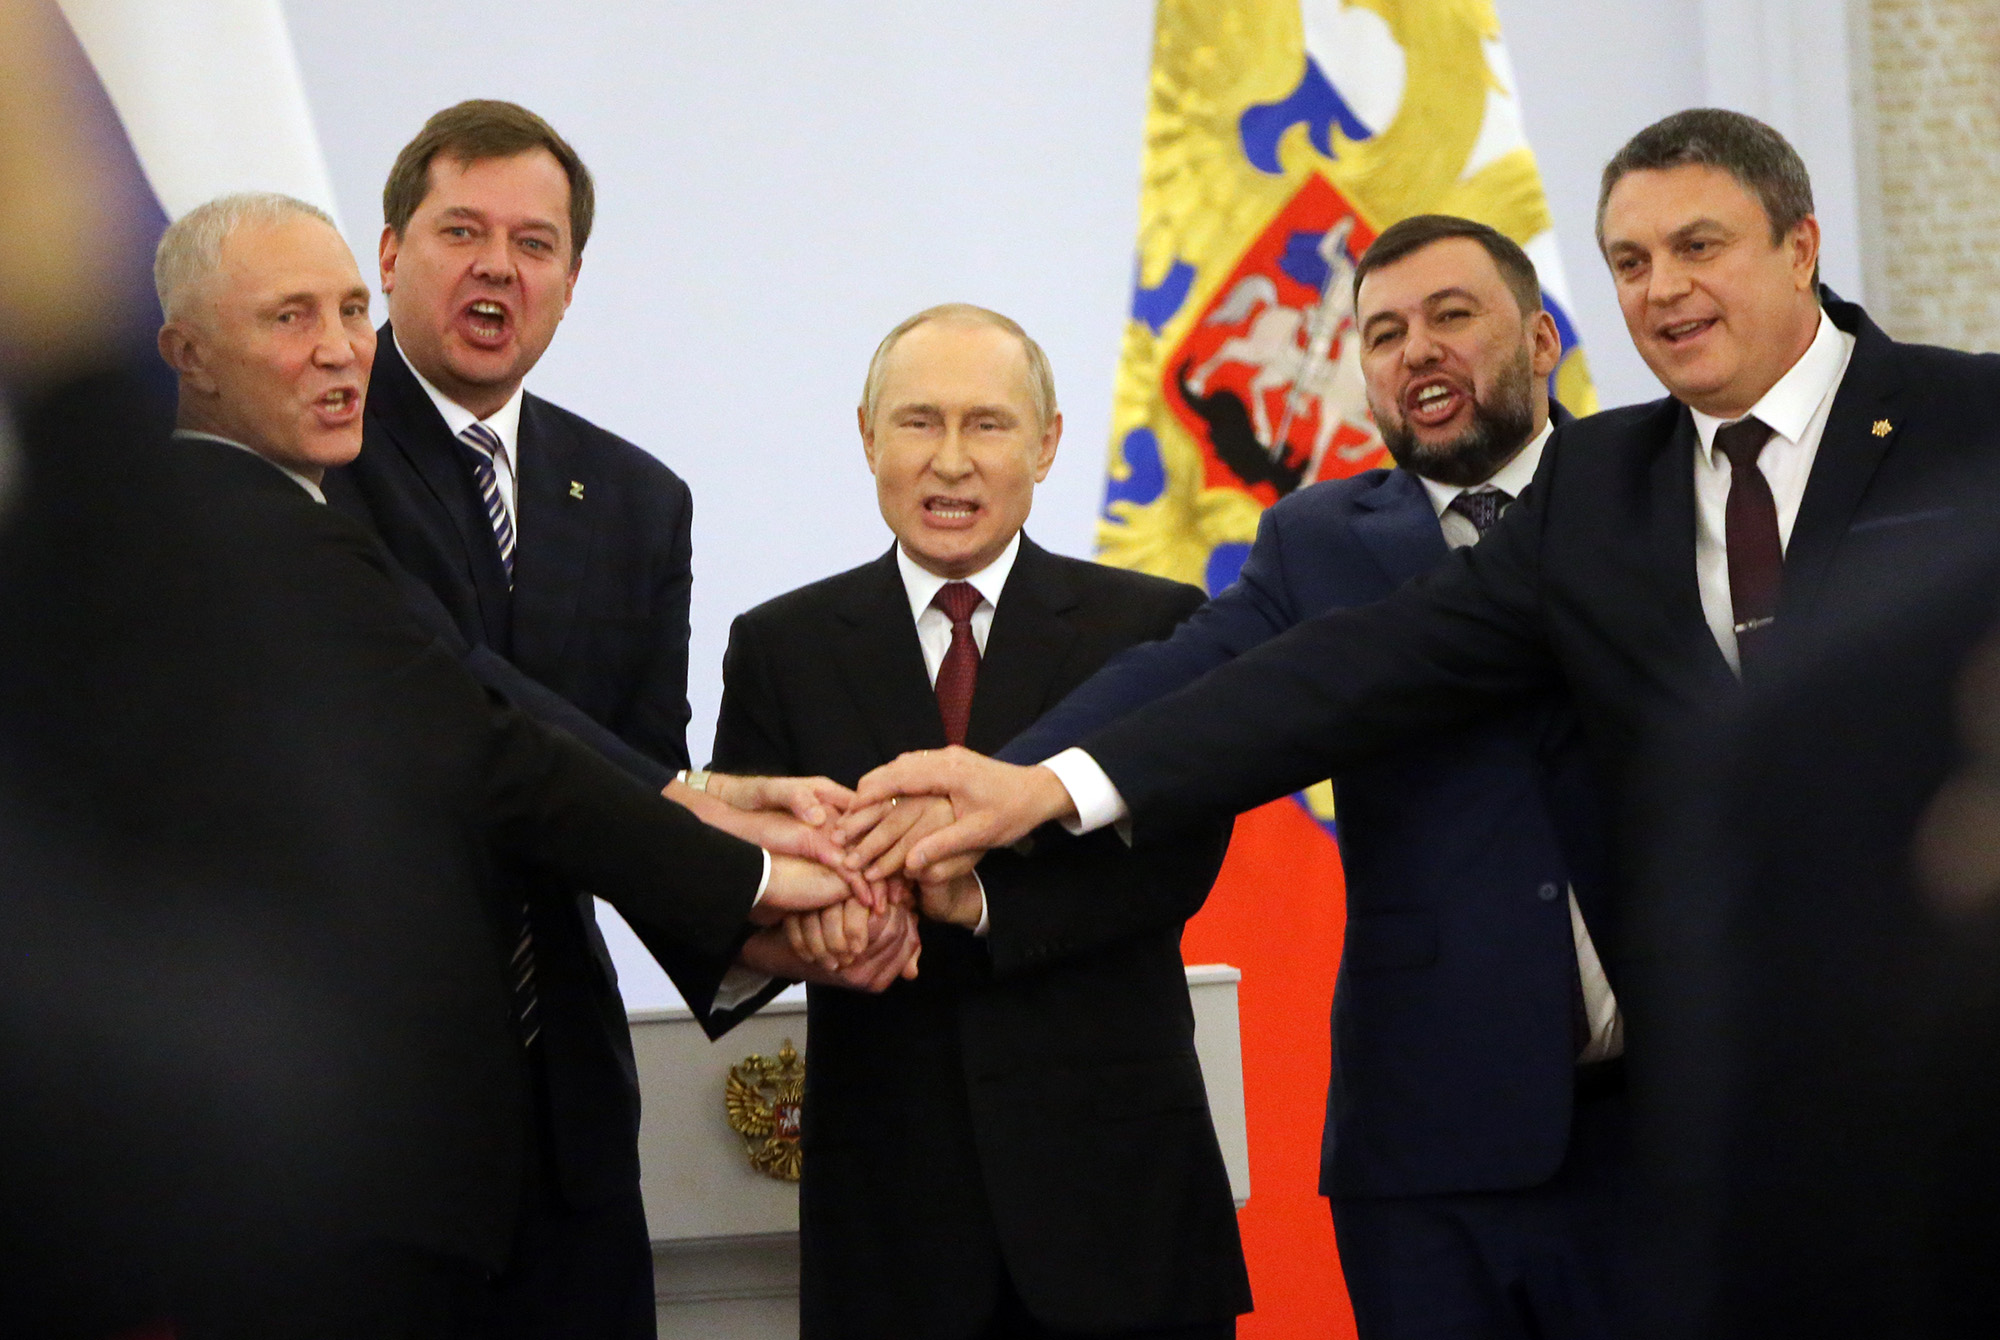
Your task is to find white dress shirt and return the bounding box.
[897,534,1019,935]
[395,335,526,537]
[1688,307,1854,673]
[1038,413,1630,1060]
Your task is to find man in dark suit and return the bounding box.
[89,190,855,1336]
[322,102,716,1338]
[973,216,1622,1340]
[851,110,2000,1306]
[712,304,1250,1338]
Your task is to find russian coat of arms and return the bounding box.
[724,1038,805,1182]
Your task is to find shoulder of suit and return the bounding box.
[1549,394,1682,451]
[1263,466,1400,522]
[520,390,693,498]
[729,554,888,634]
[1031,548,1207,622]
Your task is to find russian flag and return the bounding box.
[54,0,338,288]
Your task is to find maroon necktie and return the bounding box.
[1714,417,1782,668]
[932,581,982,746]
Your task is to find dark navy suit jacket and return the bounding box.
[1005,407,1612,1199]
[327,328,726,1216]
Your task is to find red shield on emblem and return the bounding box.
[1166,175,1385,505]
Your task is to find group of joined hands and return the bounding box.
[664,747,1076,994]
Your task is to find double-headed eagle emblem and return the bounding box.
[724,1038,805,1182]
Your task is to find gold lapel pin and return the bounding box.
[1872,419,1893,438]
[569,480,585,500]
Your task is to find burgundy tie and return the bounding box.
[932,581,982,746]
[1714,417,1782,668]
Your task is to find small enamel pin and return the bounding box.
[569,480,585,499]
[1872,419,1892,438]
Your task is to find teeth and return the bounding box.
[928,500,976,514]
[1416,385,1453,407]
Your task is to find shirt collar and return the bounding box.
[173,429,326,503]
[393,333,526,463]
[1689,306,1845,462]
[1416,418,1554,519]
[896,531,1022,626]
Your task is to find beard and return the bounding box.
[1377,345,1537,488]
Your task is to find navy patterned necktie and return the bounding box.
[1447,487,1513,537]
[459,421,516,587]
[1714,416,1782,668]
[932,581,982,746]
[459,421,537,1043]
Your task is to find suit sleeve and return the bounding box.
[1086,457,1562,844]
[999,505,1304,765]
[300,508,765,960]
[984,581,1234,975]
[383,554,676,789]
[616,471,695,772]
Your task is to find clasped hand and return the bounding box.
[668,771,976,993]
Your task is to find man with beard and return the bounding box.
[915,215,1627,1339]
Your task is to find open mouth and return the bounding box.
[460,298,511,346]
[1404,376,1468,428]
[314,386,361,424]
[923,496,981,526]
[1658,317,1717,347]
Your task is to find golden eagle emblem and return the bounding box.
[724,1038,805,1182]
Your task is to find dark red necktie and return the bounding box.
[1714,417,1782,668]
[932,581,982,746]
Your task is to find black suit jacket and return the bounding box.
[326,328,726,1212]
[0,393,765,1312]
[712,539,1250,1337]
[1631,530,2000,1340]
[1081,295,2000,982]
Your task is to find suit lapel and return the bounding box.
[511,394,594,671]
[1350,470,1450,586]
[368,327,515,647]
[832,550,951,760]
[1779,307,1905,625]
[966,537,1082,754]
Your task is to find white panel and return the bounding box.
[59,0,338,221]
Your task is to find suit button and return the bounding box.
[1537,882,1560,902]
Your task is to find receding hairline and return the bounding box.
[154,191,344,324]
[861,303,1058,434]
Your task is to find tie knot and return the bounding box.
[459,421,503,463]
[1713,416,1773,471]
[1447,488,1512,536]
[932,580,981,625]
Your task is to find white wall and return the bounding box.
[281,0,1860,1007]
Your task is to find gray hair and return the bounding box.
[154,192,337,322]
[1596,108,1815,248]
[860,303,1058,434]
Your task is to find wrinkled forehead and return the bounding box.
[198,219,367,334]
[1356,237,1512,323]
[881,320,1037,407]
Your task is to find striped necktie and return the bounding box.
[459,421,516,587]
[1446,487,1512,537]
[459,421,537,1044]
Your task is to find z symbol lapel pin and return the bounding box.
[569,480,586,500]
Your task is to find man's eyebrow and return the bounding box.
[1666,217,1730,244]
[1420,286,1480,308]
[1360,310,1406,335]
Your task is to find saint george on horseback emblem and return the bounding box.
[1166,176,1384,504]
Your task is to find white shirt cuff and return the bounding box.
[711,965,774,1013]
[971,871,990,937]
[1040,748,1129,836]
[751,848,771,907]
